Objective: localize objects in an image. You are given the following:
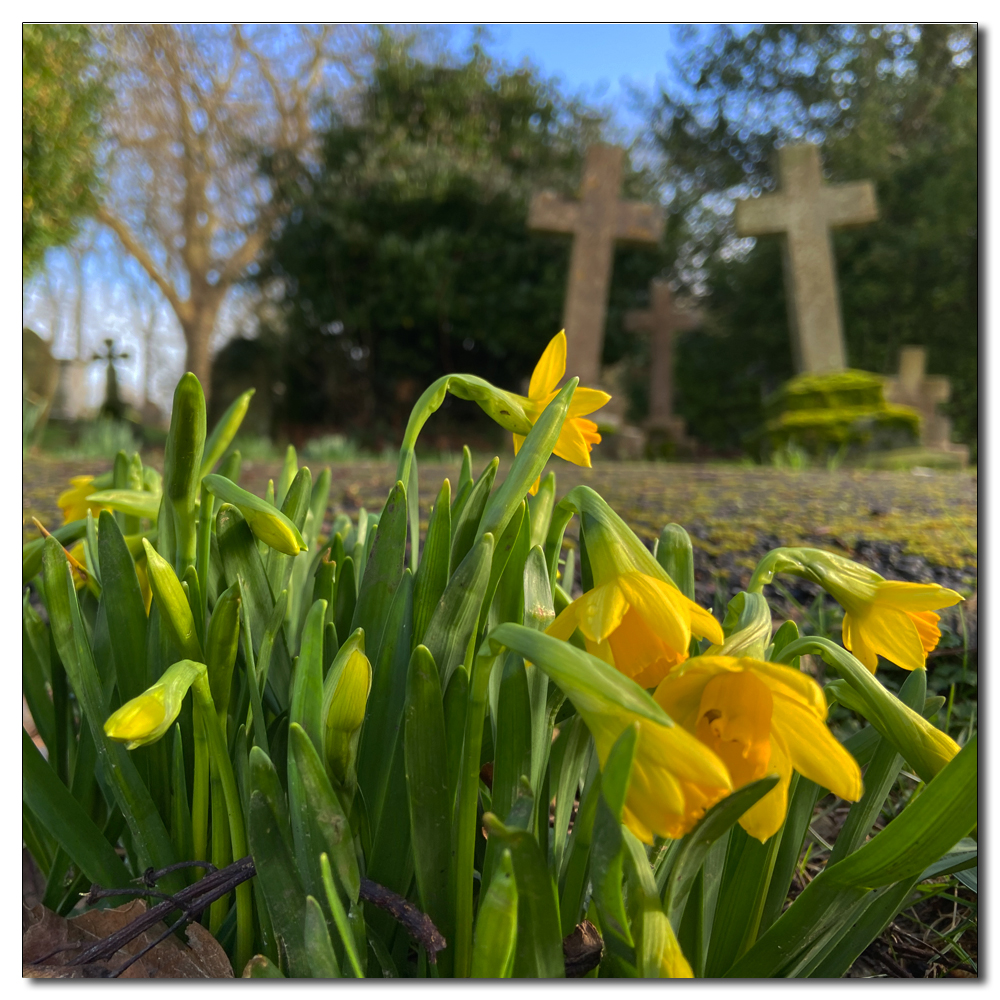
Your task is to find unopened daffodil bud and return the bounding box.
[321,629,372,791]
[749,547,962,673]
[105,659,206,750]
[202,477,306,556]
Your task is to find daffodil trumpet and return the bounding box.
[748,546,962,673]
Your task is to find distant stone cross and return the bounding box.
[529,143,664,386]
[735,144,877,374]
[883,346,959,452]
[625,281,699,431]
[92,338,130,420]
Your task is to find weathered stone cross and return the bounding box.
[735,143,877,374]
[529,143,664,386]
[625,280,699,434]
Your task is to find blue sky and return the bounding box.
[447,24,687,129]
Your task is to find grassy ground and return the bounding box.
[22,451,978,977]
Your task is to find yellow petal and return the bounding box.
[528,331,566,401]
[842,612,878,673]
[608,607,685,688]
[512,433,526,454]
[875,580,963,612]
[553,419,595,467]
[855,605,929,672]
[546,603,582,643]
[617,574,691,652]
[684,595,725,645]
[577,580,629,644]
[770,694,863,802]
[739,728,793,842]
[568,387,612,419]
[742,658,828,718]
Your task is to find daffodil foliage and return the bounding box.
[22,354,975,979]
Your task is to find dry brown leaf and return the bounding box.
[22,900,233,979]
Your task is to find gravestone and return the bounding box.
[735,144,877,373]
[529,143,664,388]
[884,346,969,464]
[50,359,94,420]
[625,280,699,449]
[23,328,59,446]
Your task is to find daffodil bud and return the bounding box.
[321,629,372,791]
[142,538,203,661]
[104,659,206,749]
[202,477,306,556]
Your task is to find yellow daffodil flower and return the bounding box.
[749,547,963,673]
[105,660,206,750]
[548,570,724,688]
[57,475,108,524]
[587,710,732,843]
[653,655,863,842]
[512,331,610,494]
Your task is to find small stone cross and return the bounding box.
[92,338,130,420]
[883,346,960,453]
[625,281,700,430]
[735,144,877,374]
[530,143,664,386]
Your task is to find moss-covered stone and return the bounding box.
[761,369,920,457]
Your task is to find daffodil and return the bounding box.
[548,571,724,688]
[105,659,206,750]
[57,475,108,524]
[322,642,372,790]
[512,331,610,494]
[654,655,863,842]
[749,547,962,673]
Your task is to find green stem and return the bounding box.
[193,677,253,974]
[207,762,231,933]
[192,705,210,865]
[451,644,500,978]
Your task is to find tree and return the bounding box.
[22,24,108,277]
[252,31,666,437]
[648,24,978,452]
[96,24,366,403]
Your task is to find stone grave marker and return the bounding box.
[884,346,969,464]
[93,338,130,421]
[735,143,877,374]
[529,143,664,388]
[625,280,699,447]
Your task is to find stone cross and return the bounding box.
[92,338,130,420]
[625,281,700,433]
[883,346,966,460]
[529,143,664,386]
[735,143,877,374]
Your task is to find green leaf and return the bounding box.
[526,471,556,551]
[287,722,360,905]
[41,540,180,885]
[664,775,779,928]
[706,591,772,658]
[356,569,413,830]
[205,583,241,725]
[422,533,494,691]
[22,730,132,891]
[320,853,365,977]
[552,715,592,880]
[443,665,469,814]
[305,895,342,978]
[350,481,407,667]
[590,725,637,965]
[243,955,286,978]
[403,644,453,953]
[276,445,298,509]
[451,457,498,568]
[291,600,326,753]
[265,466,312,598]
[483,813,565,978]
[471,848,519,978]
[248,789,308,977]
[96,512,148,703]
[86,489,161,520]
[333,555,358,650]
[201,388,254,479]
[413,478,451,645]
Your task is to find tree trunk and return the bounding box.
[182,303,221,405]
